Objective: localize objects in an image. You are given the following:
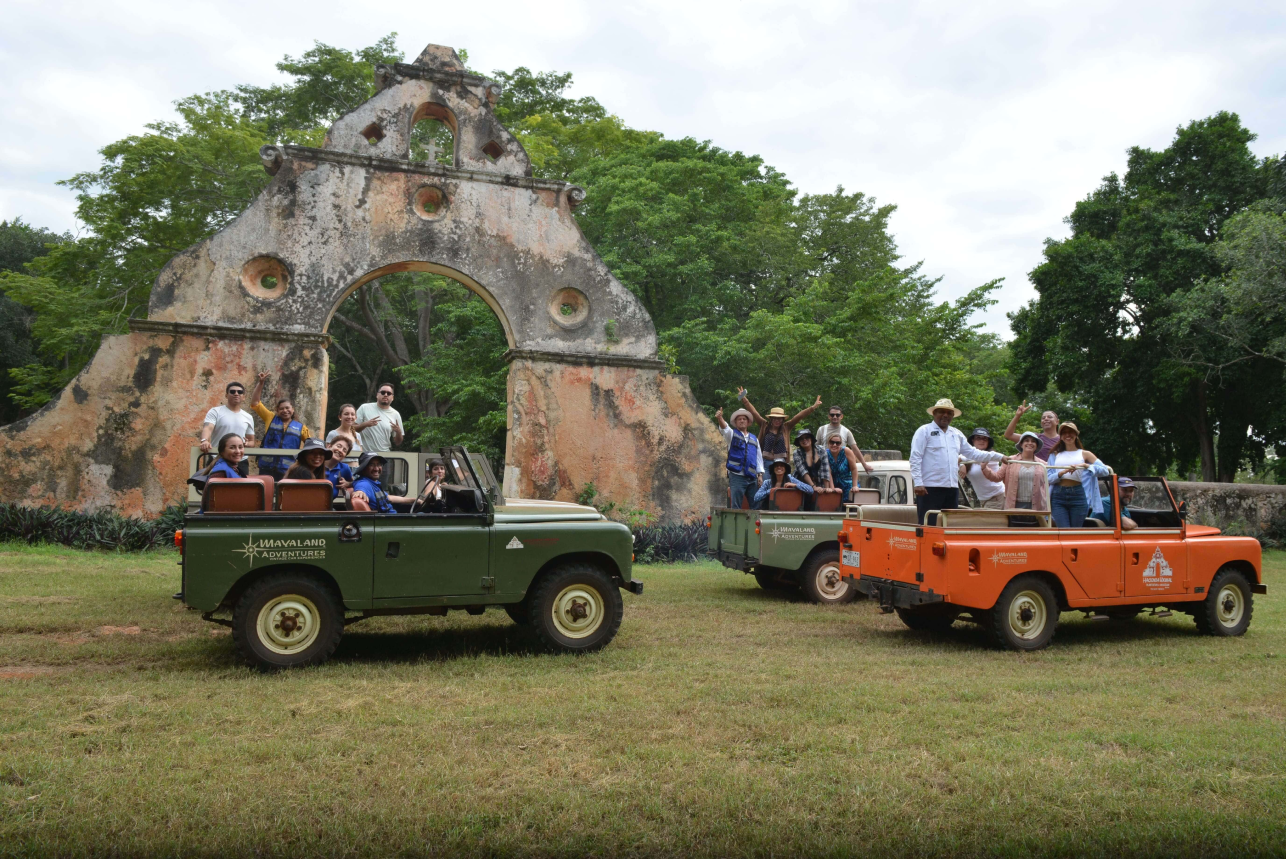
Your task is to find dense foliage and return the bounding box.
[1010,114,1285,481]
[0,503,184,551]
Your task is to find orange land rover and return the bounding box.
[838,475,1265,650]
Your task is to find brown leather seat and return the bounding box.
[771,487,804,511]
[246,474,275,511]
[277,480,334,512]
[815,492,842,512]
[202,478,266,513]
[349,495,371,512]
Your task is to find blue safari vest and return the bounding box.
[259,416,304,473]
[353,476,396,514]
[726,431,761,477]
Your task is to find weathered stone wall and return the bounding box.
[1169,481,1286,535]
[0,327,327,512]
[506,358,726,522]
[0,43,724,521]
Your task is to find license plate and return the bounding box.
[842,549,860,568]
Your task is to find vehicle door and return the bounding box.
[371,447,491,599]
[1121,477,1188,598]
[1058,472,1123,599]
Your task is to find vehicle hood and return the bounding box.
[495,498,605,522]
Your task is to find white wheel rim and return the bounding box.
[1216,584,1244,628]
[256,594,322,655]
[551,584,605,639]
[815,562,849,601]
[1008,590,1048,640]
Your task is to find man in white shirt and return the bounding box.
[910,399,1008,524]
[816,405,867,463]
[199,381,257,476]
[715,406,764,508]
[354,383,404,453]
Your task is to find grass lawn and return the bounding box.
[1,545,1284,857]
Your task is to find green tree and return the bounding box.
[1010,112,1277,481]
[0,220,69,420]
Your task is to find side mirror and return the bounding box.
[1177,500,1188,520]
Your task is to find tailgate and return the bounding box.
[850,521,924,585]
[711,509,759,569]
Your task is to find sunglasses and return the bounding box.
[828,440,842,445]
[378,390,393,396]
[829,413,841,418]
[227,389,244,395]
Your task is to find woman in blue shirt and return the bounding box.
[754,458,816,509]
[199,434,246,480]
[323,437,355,499]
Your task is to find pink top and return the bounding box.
[1000,460,1050,511]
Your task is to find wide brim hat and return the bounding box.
[927,398,962,417]
[1016,430,1042,449]
[730,408,753,423]
[768,457,790,471]
[356,451,387,476]
[1058,421,1080,436]
[294,438,329,461]
[794,427,815,442]
[967,427,992,444]
[767,407,788,420]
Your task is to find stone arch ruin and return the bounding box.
[0,44,724,522]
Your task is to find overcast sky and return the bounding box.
[2,0,1283,334]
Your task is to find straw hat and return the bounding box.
[767,407,788,419]
[926,398,962,417]
[730,408,752,424]
[1058,421,1079,436]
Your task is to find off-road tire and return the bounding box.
[1194,567,1253,637]
[232,572,344,670]
[526,564,623,653]
[504,602,530,626]
[986,575,1059,651]
[895,606,957,632]
[797,550,856,605]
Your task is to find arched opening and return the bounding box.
[410,102,456,167]
[323,261,513,476]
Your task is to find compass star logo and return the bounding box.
[234,535,261,563]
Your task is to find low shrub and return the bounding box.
[632,523,710,564]
[0,503,185,552]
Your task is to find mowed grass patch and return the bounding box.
[0,544,1283,857]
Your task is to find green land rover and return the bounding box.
[178,447,641,668]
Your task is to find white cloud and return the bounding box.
[2,0,1283,335]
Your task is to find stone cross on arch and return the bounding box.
[0,44,724,522]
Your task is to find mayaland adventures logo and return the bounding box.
[234,535,326,565]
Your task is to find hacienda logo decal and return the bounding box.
[506,536,524,549]
[768,525,816,543]
[234,535,326,565]
[990,550,1028,568]
[887,533,918,551]
[1142,547,1173,590]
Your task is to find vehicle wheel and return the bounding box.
[504,602,529,626]
[1194,567,1253,637]
[232,572,343,670]
[527,564,623,653]
[797,550,856,605]
[987,575,1059,651]
[895,606,957,632]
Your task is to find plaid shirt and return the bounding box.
[792,447,831,486]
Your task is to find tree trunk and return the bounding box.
[1191,379,1217,482]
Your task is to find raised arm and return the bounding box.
[714,406,728,430]
[736,387,766,432]
[251,372,269,410]
[785,395,823,429]
[1003,401,1031,444]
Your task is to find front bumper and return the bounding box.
[621,579,644,595]
[850,574,944,609]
